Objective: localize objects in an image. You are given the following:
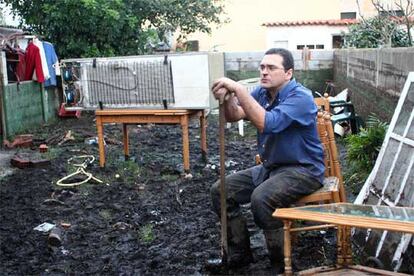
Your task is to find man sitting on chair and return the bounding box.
[208,48,325,273]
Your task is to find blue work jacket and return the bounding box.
[250,79,325,185]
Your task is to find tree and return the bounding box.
[371,0,414,46]
[347,0,413,48]
[0,14,5,25]
[0,0,225,58]
[344,15,410,48]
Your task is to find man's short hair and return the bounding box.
[264,48,294,72]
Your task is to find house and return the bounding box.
[262,19,357,50]
[180,0,398,52]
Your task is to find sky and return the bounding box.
[1,3,20,26]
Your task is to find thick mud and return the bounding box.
[0,112,337,275]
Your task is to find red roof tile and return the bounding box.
[263,16,414,27]
[262,19,359,27]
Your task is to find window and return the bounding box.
[332,35,343,48]
[340,12,357,19]
[354,73,414,272]
[297,44,324,50]
[184,40,199,51]
[380,10,404,16]
[272,40,288,49]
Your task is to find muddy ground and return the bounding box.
[0,111,339,275]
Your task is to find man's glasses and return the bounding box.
[258,64,285,72]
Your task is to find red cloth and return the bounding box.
[24,42,45,82]
[16,50,26,82]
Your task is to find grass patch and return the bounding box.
[161,174,179,182]
[99,209,112,220]
[139,224,155,243]
[40,146,63,160]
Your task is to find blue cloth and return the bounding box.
[42,41,58,87]
[250,79,325,184]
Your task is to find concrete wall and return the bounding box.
[334,48,414,122]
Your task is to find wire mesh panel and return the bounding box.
[81,59,174,108]
[60,52,223,110]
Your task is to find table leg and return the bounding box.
[337,226,345,266]
[200,110,207,162]
[123,123,129,160]
[181,114,190,173]
[96,116,105,167]
[283,220,293,276]
[343,226,353,265]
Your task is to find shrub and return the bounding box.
[344,115,388,195]
[344,16,411,48]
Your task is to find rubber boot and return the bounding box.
[263,229,285,274]
[205,216,253,273]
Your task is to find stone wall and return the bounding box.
[334,48,414,122]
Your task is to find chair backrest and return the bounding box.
[317,111,346,202]
[314,94,330,113]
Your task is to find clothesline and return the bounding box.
[2,33,59,87]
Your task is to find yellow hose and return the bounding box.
[56,155,103,187]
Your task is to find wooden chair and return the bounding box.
[255,111,346,204]
[313,93,331,113]
[297,111,346,203]
[256,111,350,272]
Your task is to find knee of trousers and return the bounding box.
[210,180,221,215]
[250,188,282,229]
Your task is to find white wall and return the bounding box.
[225,50,333,71]
[266,25,349,51]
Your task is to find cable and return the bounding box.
[56,155,103,187]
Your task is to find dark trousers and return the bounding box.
[211,165,322,230]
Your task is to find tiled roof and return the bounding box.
[263,16,414,27]
[262,19,359,27]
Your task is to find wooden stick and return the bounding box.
[219,101,228,263]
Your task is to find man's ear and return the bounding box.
[285,69,293,80]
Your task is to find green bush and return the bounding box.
[344,115,388,195]
[344,16,411,48]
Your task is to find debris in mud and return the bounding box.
[10,151,50,169]
[48,227,63,247]
[33,222,55,232]
[39,144,48,153]
[58,130,75,145]
[3,134,33,149]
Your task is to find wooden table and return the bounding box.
[273,203,414,276]
[95,109,207,173]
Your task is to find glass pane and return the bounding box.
[408,118,414,140]
[399,166,414,206]
[384,144,414,200]
[372,139,399,190]
[394,83,414,136]
[299,204,414,222]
